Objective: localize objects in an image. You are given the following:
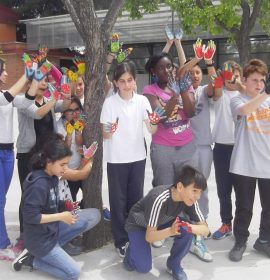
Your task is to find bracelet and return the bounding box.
[206,63,214,68]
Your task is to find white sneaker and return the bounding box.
[152,239,164,248]
[190,235,213,262]
[0,245,16,261]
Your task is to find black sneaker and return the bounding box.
[12,249,34,271]
[229,242,247,262]
[253,238,270,257]
[117,242,129,258]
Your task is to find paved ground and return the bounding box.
[1,117,270,279]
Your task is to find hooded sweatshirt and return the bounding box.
[22,170,64,258]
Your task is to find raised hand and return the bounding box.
[165,25,174,41]
[147,107,166,125]
[116,48,133,64]
[60,74,71,94]
[174,27,183,40]
[204,40,216,61]
[65,120,75,136]
[110,33,121,53]
[36,46,48,65]
[22,53,37,79]
[211,71,224,89]
[103,117,119,134]
[47,83,61,100]
[72,56,85,75]
[168,74,181,96]
[221,62,234,81]
[73,119,86,132]
[33,61,52,81]
[179,71,193,94]
[193,38,205,60]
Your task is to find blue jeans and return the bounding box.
[33,208,100,280]
[0,149,14,249]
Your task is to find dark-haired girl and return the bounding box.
[13,138,100,279]
[57,97,84,203]
[144,53,197,187]
[100,61,157,257]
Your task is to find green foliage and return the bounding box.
[260,0,270,36]
[124,0,163,18]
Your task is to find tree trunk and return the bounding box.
[62,0,125,250]
[235,32,251,66]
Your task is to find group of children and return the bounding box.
[0,27,270,280]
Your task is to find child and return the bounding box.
[0,58,43,259]
[57,97,85,203]
[229,59,270,261]
[124,165,209,280]
[211,61,243,240]
[12,137,100,279]
[100,61,157,257]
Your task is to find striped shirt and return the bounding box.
[125,185,204,232]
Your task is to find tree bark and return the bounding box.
[61,0,125,250]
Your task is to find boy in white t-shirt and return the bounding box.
[229,59,270,262]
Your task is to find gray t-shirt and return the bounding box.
[230,94,270,178]
[125,185,204,232]
[190,85,212,146]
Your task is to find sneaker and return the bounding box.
[103,207,111,221]
[12,248,34,271]
[13,239,24,255]
[229,242,247,262]
[152,239,165,248]
[63,242,82,256]
[166,264,187,280]
[212,224,232,240]
[0,245,16,261]
[253,238,270,258]
[190,236,213,262]
[117,242,129,258]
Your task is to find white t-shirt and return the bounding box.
[56,119,82,169]
[190,85,212,146]
[212,89,239,144]
[100,93,151,163]
[230,94,270,178]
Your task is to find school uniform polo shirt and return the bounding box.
[100,92,151,163]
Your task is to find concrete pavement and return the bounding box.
[1,132,270,280]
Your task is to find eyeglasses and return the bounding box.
[64,108,81,114]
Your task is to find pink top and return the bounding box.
[143,83,193,147]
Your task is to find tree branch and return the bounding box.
[248,0,263,34]
[101,0,125,37]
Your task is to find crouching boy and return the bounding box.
[124,165,209,280]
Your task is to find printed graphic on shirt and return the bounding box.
[246,107,270,134]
